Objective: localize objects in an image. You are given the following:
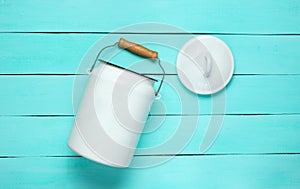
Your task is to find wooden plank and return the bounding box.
[1,34,300,74]
[0,0,299,33]
[0,76,74,115]
[0,115,299,156]
[0,116,74,156]
[0,34,98,74]
[0,155,299,188]
[140,114,300,155]
[0,75,299,115]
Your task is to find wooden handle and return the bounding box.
[118,38,158,60]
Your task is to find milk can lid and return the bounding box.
[176,35,234,95]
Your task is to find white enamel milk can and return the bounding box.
[68,38,165,168]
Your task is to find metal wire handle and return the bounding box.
[89,42,118,73]
[89,42,165,96]
[155,58,165,96]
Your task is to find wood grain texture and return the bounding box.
[0,115,299,156]
[0,75,299,115]
[0,0,299,33]
[118,38,158,60]
[1,34,300,74]
[0,156,299,189]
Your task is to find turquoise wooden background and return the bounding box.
[1,0,300,188]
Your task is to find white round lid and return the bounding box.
[176,36,234,95]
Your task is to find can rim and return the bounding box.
[99,59,158,82]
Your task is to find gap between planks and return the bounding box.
[1,153,300,159]
[1,113,300,117]
[1,74,300,76]
[1,32,300,36]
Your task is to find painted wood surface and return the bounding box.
[0,0,299,33]
[0,0,299,188]
[0,75,299,115]
[0,155,299,189]
[1,34,300,74]
[0,115,299,156]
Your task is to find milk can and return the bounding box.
[68,38,165,167]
